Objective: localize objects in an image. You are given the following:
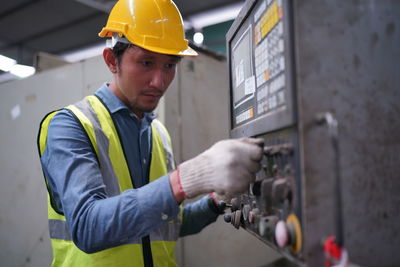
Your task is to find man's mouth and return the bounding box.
[142,90,163,98]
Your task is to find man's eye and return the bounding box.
[140,61,152,67]
[165,63,176,69]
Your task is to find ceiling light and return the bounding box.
[0,54,17,72]
[9,64,36,78]
[193,32,204,45]
[184,2,244,30]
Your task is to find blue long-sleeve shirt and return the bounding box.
[40,83,219,253]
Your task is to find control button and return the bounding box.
[287,213,302,254]
[275,220,289,248]
[248,208,260,224]
[242,204,251,222]
[274,213,302,254]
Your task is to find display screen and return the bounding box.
[228,0,295,137]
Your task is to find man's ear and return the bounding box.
[103,48,118,73]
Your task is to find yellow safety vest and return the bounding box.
[38,95,180,267]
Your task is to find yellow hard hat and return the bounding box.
[99,0,198,57]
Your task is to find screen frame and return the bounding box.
[226,0,298,139]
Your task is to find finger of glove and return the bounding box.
[246,160,262,173]
[239,137,264,147]
[228,170,256,194]
[229,152,262,174]
[212,192,232,204]
[235,139,264,161]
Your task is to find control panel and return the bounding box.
[226,0,400,265]
[224,128,303,261]
[226,0,303,262]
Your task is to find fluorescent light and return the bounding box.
[0,54,17,72]
[9,64,36,78]
[184,2,244,30]
[193,32,204,45]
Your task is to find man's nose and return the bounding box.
[149,69,165,89]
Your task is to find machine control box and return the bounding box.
[226,0,303,263]
[226,0,400,266]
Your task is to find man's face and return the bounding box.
[109,45,180,118]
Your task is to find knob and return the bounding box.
[232,210,242,229]
[223,210,242,229]
[230,198,241,211]
[223,213,232,223]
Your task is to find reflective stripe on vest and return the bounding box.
[48,219,180,243]
[38,95,180,267]
[74,98,121,196]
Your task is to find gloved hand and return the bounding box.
[178,138,264,198]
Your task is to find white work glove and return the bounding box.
[178,138,264,198]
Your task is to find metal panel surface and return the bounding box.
[225,0,400,266]
[294,0,400,266]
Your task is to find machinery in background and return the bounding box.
[225,0,400,266]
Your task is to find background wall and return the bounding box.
[0,51,280,266]
[0,55,111,266]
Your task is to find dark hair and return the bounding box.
[111,42,183,63]
[111,42,131,64]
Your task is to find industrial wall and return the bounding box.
[0,51,279,266]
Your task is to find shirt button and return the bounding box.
[143,158,147,164]
[161,213,168,221]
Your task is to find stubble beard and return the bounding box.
[127,98,160,116]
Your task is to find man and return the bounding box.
[37,0,263,266]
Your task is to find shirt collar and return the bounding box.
[95,83,157,123]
